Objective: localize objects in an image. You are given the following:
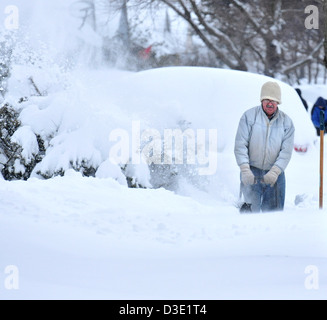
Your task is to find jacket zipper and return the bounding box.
[262,118,270,169]
[262,110,279,169]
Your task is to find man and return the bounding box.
[234,81,295,212]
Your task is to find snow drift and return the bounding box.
[1,0,326,301]
[6,66,317,194]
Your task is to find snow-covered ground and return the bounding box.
[1,0,327,301]
[1,170,326,300]
[1,66,327,300]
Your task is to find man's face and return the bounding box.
[262,99,278,116]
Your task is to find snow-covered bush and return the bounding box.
[0,102,45,180]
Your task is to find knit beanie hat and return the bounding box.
[260,81,281,104]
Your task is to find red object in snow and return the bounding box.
[294,145,308,153]
[139,46,152,60]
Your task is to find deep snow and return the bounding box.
[0,171,326,300]
[1,66,327,300]
[0,0,327,301]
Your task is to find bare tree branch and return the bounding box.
[230,0,268,38]
[160,0,247,70]
[283,40,324,74]
[189,0,247,70]
[28,77,43,96]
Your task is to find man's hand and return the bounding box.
[240,164,255,186]
[263,165,282,187]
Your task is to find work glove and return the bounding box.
[240,164,255,186]
[263,165,281,187]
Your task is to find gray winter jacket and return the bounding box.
[234,105,295,171]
